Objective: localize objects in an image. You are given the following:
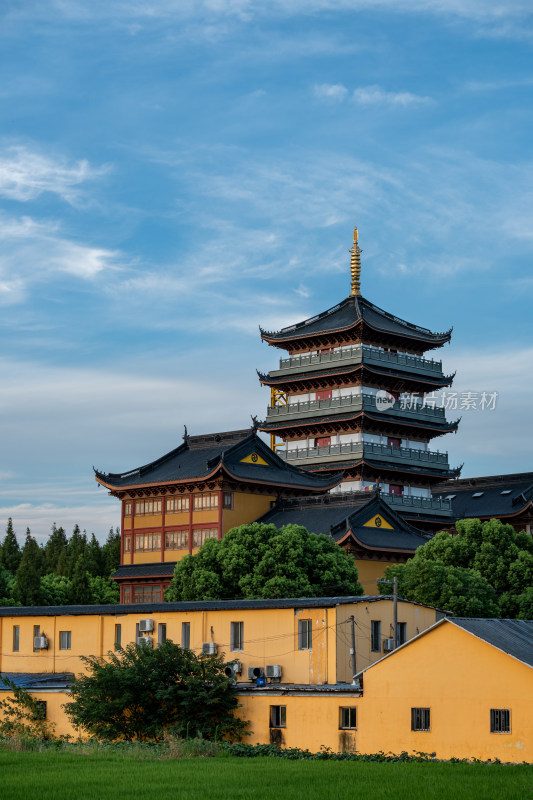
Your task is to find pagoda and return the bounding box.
[258,221,461,530]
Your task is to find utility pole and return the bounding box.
[349,615,357,678]
[379,576,399,650]
[393,576,398,650]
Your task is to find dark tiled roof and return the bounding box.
[259,363,452,389]
[258,493,431,553]
[95,428,342,492]
[433,479,533,520]
[112,562,177,580]
[261,296,451,345]
[0,673,74,690]
[259,411,459,436]
[450,618,533,668]
[0,595,414,617]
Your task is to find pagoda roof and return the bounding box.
[258,363,453,390]
[258,410,460,436]
[260,296,451,347]
[257,493,431,555]
[94,428,343,494]
[305,458,461,481]
[433,472,533,521]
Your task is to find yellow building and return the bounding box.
[353,617,533,762]
[0,595,443,742]
[95,428,343,602]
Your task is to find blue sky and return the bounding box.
[1,1,532,541]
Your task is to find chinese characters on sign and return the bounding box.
[398,391,498,411]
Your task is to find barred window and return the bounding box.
[193,493,219,510]
[411,707,430,731]
[223,492,234,509]
[298,619,312,650]
[397,622,407,645]
[371,620,381,652]
[134,533,161,552]
[270,705,286,728]
[166,496,190,513]
[33,701,47,721]
[135,499,162,515]
[192,528,218,547]
[165,531,189,549]
[231,621,244,651]
[490,709,510,733]
[133,585,162,603]
[124,501,132,516]
[181,622,190,649]
[124,535,131,553]
[339,707,357,730]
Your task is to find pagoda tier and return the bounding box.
[260,295,451,355]
[259,400,460,440]
[257,222,460,508]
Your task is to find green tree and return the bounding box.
[0,565,16,605]
[101,527,121,575]
[88,575,120,604]
[85,533,104,577]
[379,561,500,617]
[14,530,43,605]
[43,525,68,575]
[0,675,55,740]
[1,518,21,574]
[166,522,363,601]
[63,640,248,742]
[67,525,88,575]
[39,573,72,606]
[379,518,533,618]
[69,554,93,604]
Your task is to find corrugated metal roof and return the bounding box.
[0,673,74,690]
[450,618,533,668]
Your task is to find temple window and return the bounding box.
[166,496,190,513]
[165,531,189,549]
[193,493,218,510]
[192,528,218,547]
[135,499,162,515]
[134,532,161,552]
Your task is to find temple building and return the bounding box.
[94,428,342,602]
[433,471,533,535]
[258,221,461,532]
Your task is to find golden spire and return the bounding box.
[349,217,362,297]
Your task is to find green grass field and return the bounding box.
[0,751,531,800]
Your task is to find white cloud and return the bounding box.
[0,213,120,304]
[0,145,108,204]
[352,85,433,106]
[314,83,348,102]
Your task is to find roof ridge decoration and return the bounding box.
[349,216,362,297]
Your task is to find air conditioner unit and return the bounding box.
[265,664,282,679]
[33,635,48,650]
[139,619,154,633]
[137,636,153,648]
[247,666,264,680]
[202,642,218,655]
[224,660,242,678]
[383,638,395,652]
